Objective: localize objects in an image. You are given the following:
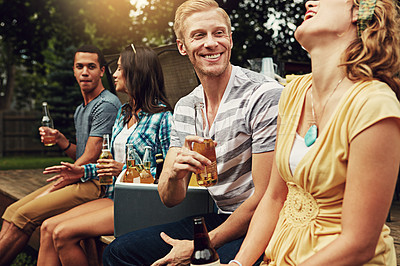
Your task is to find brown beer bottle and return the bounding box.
[190,217,220,266]
[153,153,164,184]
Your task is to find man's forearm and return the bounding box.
[55,132,76,160]
[74,136,103,166]
[158,169,190,207]
[209,192,261,249]
[158,147,191,207]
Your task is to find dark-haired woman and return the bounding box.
[37,45,173,266]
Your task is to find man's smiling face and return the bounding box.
[177,8,233,78]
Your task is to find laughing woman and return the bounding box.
[228,0,400,265]
[37,45,172,266]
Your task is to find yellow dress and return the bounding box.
[262,74,400,265]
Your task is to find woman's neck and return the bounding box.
[309,42,348,97]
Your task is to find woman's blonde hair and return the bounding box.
[342,0,400,99]
[173,0,231,40]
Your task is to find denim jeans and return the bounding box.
[103,213,245,265]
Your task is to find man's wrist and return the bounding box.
[62,141,71,152]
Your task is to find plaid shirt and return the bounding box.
[82,104,172,199]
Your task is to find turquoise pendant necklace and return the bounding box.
[304,124,318,147]
[305,78,344,147]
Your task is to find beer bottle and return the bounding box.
[99,134,113,185]
[193,103,218,187]
[190,217,220,266]
[142,146,152,171]
[41,102,56,146]
[125,144,140,183]
[140,146,154,184]
[153,153,164,184]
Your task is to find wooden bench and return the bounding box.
[0,169,47,251]
[0,169,115,266]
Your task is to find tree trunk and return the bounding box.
[0,63,16,111]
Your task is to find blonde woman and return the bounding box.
[229,0,400,265]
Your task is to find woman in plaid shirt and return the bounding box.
[37,45,173,266]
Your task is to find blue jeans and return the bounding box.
[103,213,245,265]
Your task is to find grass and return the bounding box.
[0,156,74,170]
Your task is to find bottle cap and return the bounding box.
[193,216,204,224]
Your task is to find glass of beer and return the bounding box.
[192,103,218,187]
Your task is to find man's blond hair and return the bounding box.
[173,0,231,40]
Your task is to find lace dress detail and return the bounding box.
[283,182,319,227]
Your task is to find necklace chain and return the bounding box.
[310,78,344,126]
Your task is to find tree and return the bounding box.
[0,0,134,111]
[0,0,53,110]
[38,45,82,141]
[130,0,185,46]
[129,0,310,73]
[228,0,308,67]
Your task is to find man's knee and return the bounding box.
[11,208,39,235]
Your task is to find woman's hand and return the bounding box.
[96,159,124,177]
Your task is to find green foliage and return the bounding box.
[129,0,310,72]
[11,252,37,266]
[228,0,309,68]
[10,0,395,110]
[0,0,313,111]
[38,45,82,140]
[130,0,186,46]
[0,0,134,112]
[0,156,74,170]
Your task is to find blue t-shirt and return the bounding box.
[74,89,122,159]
